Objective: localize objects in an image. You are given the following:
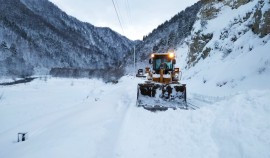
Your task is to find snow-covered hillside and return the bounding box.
[0,0,134,78]
[133,1,202,64]
[176,0,270,96]
[0,76,269,158]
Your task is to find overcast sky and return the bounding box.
[49,0,199,40]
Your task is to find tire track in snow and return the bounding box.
[93,77,139,158]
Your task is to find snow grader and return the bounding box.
[136,52,187,111]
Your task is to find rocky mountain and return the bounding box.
[131,0,269,74]
[184,0,270,68]
[0,0,134,79]
[175,0,270,92]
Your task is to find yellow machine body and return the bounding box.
[136,52,187,111]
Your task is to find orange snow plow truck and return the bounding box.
[136,51,187,111]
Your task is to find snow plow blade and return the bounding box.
[136,82,187,111]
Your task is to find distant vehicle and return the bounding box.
[136,69,145,78]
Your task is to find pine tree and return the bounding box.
[10,43,17,55]
[168,32,176,48]
[1,41,8,49]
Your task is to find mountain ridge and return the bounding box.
[125,1,203,71]
[0,0,135,79]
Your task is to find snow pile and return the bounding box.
[116,90,270,158]
[211,90,270,158]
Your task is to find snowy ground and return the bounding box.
[1,0,270,157]
[0,75,270,158]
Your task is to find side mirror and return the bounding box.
[172,59,176,64]
[149,59,152,64]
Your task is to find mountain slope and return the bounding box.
[0,0,134,78]
[175,0,270,95]
[127,1,203,69]
[183,0,270,67]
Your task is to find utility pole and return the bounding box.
[133,46,136,76]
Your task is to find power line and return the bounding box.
[115,0,127,31]
[111,0,125,34]
[124,0,132,26]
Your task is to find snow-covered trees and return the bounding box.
[0,0,134,78]
[133,1,203,63]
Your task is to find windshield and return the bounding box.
[153,56,173,71]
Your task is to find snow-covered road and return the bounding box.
[0,76,270,158]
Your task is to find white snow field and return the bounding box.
[0,74,270,158]
[1,0,270,157]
